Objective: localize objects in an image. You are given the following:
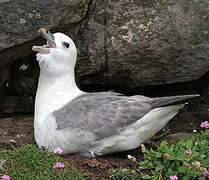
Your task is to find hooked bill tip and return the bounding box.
[38,27,47,34]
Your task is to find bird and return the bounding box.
[32,27,199,157]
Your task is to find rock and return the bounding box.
[77,0,209,90]
[2,95,34,114]
[6,54,39,96]
[76,0,107,91]
[0,0,89,51]
[1,0,209,114]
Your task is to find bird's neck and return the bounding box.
[35,70,83,121]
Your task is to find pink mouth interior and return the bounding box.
[46,41,56,48]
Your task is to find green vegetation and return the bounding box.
[109,129,209,180]
[0,144,86,180]
[0,126,209,180]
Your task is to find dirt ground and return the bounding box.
[0,112,208,179]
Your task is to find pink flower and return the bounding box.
[200,121,209,129]
[53,162,65,169]
[169,175,178,180]
[2,175,11,180]
[53,147,64,155]
[203,170,209,177]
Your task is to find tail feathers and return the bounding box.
[151,94,199,108]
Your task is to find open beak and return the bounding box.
[32,27,56,54]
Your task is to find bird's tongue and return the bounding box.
[47,40,56,48]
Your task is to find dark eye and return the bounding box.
[63,42,70,48]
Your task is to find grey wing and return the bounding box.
[131,94,199,108]
[53,92,151,139]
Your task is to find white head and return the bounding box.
[32,28,77,77]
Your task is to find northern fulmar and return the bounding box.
[32,28,199,157]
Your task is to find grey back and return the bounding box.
[54,92,151,139]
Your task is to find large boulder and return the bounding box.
[77,0,209,90]
[1,0,209,114]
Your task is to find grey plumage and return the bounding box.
[53,92,199,140]
[150,94,199,108]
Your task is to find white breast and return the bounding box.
[34,71,84,153]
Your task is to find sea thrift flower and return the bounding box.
[127,155,137,163]
[200,121,209,129]
[184,149,192,157]
[203,170,209,177]
[2,175,11,180]
[53,147,64,155]
[53,162,65,169]
[169,175,178,180]
[192,161,201,169]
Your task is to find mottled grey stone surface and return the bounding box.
[1,0,209,114]
[0,0,89,50]
[77,0,209,89]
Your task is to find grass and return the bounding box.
[0,144,86,180]
[0,128,208,179]
[109,129,209,180]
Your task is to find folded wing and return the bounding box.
[53,92,199,140]
[54,92,151,139]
